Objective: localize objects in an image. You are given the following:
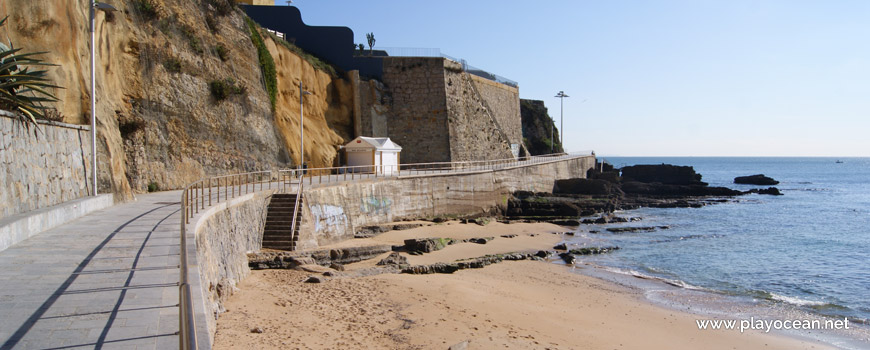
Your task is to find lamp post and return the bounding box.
[90,1,116,196]
[554,91,569,154]
[299,81,311,175]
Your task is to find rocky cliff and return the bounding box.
[0,0,353,199]
[520,99,563,155]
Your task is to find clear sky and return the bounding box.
[273,0,869,156]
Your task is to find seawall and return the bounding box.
[189,155,594,343]
[296,155,595,249]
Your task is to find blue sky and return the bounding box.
[274,0,869,156]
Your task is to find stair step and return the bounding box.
[263,237,296,244]
[264,230,297,235]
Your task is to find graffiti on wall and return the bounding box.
[309,204,348,232]
[361,196,392,215]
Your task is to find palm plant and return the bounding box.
[0,17,60,129]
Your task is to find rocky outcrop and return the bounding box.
[376,252,408,266]
[403,238,455,254]
[402,252,542,275]
[746,187,783,196]
[606,226,670,233]
[520,99,563,155]
[506,191,611,218]
[621,165,705,185]
[734,174,779,185]
[554,178,623,196]
[248,245,393,269]
[621,181,742,197]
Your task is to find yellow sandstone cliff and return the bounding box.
[0,0,354,200]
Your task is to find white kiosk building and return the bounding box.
[344,137,402,175]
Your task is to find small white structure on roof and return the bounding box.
[344,137,402,174]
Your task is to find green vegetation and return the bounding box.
[147,181,159,193]
[162,57,182,73]
[209,78,245,101]
[134,0,160,21]
[179,25,203,54]
[366,32,376,55]
[0,17,60,129]
[215,45,229,61]
[244,16,277,109]
[264,31,338,77]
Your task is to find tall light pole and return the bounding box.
[554,91,569,154]
[90,1,116,196]
[299,81,311,174]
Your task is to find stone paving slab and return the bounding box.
[0,191,184,350]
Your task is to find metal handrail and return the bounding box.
[175,151,593,348]
[289,173,304,246]
[294,151,593,186]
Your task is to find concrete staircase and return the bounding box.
[262,193,302,250]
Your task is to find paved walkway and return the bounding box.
[0,191,184,350]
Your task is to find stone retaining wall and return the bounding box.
[192,190,273,345]
[0,115,93,220]
[297,156,596,249]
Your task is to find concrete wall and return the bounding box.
[382,57,451,164]
[193,190,272,344]
[470,75,523,148]
[0,115,93,220]
[297,156,596,249]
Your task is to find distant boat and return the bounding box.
[836,160,844,164]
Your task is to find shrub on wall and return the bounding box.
[244,16,277,109]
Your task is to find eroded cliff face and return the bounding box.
[264,35,354,169]
[0,1,354,199]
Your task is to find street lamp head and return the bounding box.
[302,91,312,96]
[94,2,117,11]
[555,91,569,98]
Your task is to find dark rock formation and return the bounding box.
[606,226,670,233]
[558,252,576,264]
[621,181,742,197]
[746,187,783,195]
[581,214,630,224]
[403,238,455,253]
[621,164,705,185]
[554,178,623,196]
[553,243,568,250]
[520,99,563,155]
[377,252,409,266]
[402,252,542,275]
[506,191,615,219]
[468,237,494,244]
[249,245,392,270]
[734,174,779,185]
[568,246,620,255]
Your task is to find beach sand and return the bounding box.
[213,222,832,350]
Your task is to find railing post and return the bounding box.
[200,181,204,210]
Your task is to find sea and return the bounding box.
[561,157,870,349]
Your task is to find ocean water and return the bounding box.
[565,157,870,335]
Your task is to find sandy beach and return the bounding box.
[213,222,833,350]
